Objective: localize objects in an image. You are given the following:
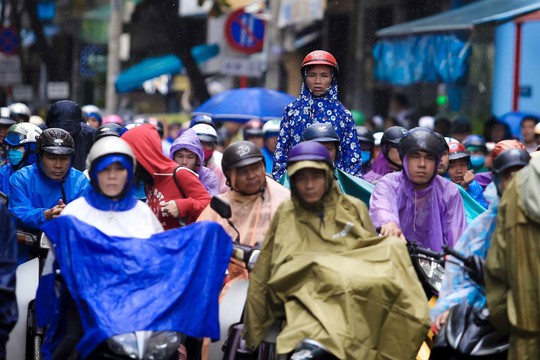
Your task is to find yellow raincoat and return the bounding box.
[486,156,540,360]
[244,162,430,359]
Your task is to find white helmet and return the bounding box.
[5,123,42,146]
[192,123,218,143]
[262,119,281,137]
[86,136,136,171]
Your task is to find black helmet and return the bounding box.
[492,148,530,175]
[381,126,408,146]
[356,126,374,144]
[37,128,75,155]
[302,123,340,144]
[222,141,264,173]
[94,123,123,142]
[398,127,446,161]
[0,107,16,126]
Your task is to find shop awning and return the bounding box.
[373,0,540,86]
[115,44,219,93]
[377,0,540,37]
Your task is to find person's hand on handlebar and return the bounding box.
[380,222,406,241]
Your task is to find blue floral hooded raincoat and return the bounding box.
[272,82,362,180]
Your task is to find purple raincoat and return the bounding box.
[170,129,219,196]
[369,167,466,251]
[363,151,396,183]
[474,171,492,190]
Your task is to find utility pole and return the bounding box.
[264,0,282,90]
[106,0,122,114]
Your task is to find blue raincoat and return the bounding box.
[0,164,12,197]
[37,217,232,359]
[431,182,499,320]
[0,202,17,359]
[8,163,89,231]
[272,83,362,180]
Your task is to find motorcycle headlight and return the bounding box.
[106,333,139,359]
[418,257,445,293]
[144,331,183,360]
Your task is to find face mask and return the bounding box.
[470,155,485,168]
[7,149,24,166]
[203,148,214,162]
[360,150,371,165]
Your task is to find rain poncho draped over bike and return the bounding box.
[37,216,232,359]
[244,165,429,359]
[431,182,498,320]
[369,169,466,251]
[272,83,362,180]
[169,129,219,196]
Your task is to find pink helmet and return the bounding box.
[102,114,124,126]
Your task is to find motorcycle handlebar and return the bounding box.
[231,242,261,271]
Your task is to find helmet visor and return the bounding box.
[5,132,25,146]
[42,146,75,155]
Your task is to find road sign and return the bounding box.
[225,9,265,54]
[12,85,33,102]
[47,82,70,100]
[0,26,19,55]
[0,53,21,84]
[220,57,265,78]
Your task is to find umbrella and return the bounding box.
[193,87,295,122]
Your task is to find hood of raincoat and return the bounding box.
[45,100,82,135]
[369,171,466,251]
[518,156,540,223]
[289,160,334,212]
[169,128,220,195]
[170,129,204,173]
[363,151,395,182]
[122,123,178,174]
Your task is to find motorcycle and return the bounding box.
[430,246,508,360]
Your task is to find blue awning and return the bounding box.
[377,0,540,37]
[115,43,219,93]
[373,0,540,86]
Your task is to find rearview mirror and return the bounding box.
[210,196,232,219]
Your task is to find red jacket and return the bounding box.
[122,124,211,229]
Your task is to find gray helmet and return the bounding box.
[86,136,136,171]
[302,122,340,144]
[36,128,75,155]
[8,102,31,122]
[0,107,16,126]
[222,141,264,173]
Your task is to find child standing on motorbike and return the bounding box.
[244,141,430,359]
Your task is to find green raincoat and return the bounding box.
[486,156,540,360]
[245,162,430,359]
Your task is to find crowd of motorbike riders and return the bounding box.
[0,49,538,360]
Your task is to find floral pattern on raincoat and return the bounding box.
[272,83,362,180]
[431,182,498,320]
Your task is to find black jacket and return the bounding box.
[44,100,96,171]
